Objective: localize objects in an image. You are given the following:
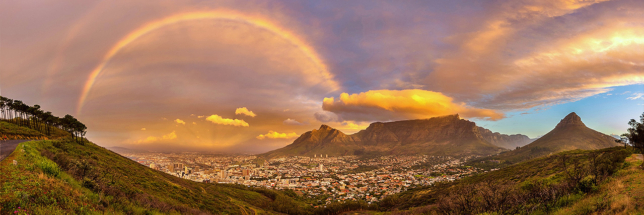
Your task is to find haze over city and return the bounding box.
[1,0,643,154]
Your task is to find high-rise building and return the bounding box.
[319,163,324,172]
[242,169,251,177]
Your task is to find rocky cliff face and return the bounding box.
[555,112,586,129]
[261,114,529,158]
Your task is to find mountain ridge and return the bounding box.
[261,114,531,158]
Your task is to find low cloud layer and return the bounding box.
[256,131,299,140]
[205,115,249,127]
[134,131,177,144]
[322,90,505,121]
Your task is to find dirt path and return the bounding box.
[0,140,30,161]
[636,154,643,161]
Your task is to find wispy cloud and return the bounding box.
[627,93,644,100]
[174,119,186,125]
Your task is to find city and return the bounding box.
[121,152,488,206]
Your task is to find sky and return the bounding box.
[1,0,643,153]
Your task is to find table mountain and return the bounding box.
[261,115,530,158]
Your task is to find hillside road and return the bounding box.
[0,140,29,162]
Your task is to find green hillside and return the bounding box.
[0,138,314,214]
[376,147,641,214]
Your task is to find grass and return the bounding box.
[552,154,644,214]
[0,120,71,140]
[0,121,44,139]
[377,147,633,214]
[0,139,315,214]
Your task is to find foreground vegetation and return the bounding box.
[377,147,640,214]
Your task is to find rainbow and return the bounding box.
[77,10,339,114]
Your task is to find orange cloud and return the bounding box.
[256,131,299,140]
[235,107,256,117]
[322,90,505,121]
[205,114,249,127]
[134,131,177,144]
[174,119,186,125]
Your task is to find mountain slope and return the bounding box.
[0,138,312,214]
[378,147,634,214]
[492,112,621,163]
[262,115,524,158]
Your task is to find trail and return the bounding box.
[0,140,30,161]
[636,154,643,161]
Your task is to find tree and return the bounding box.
[622,112,644,154]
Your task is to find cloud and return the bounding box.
[322,89,505,121]
[283,118,305,125]
[235,107,257,117]
[174,119,186,125]
[134,131,177,144]
[627,93,644,100]
[197,116,205,118]
[314,111,342,123]
[141,128,146,131]
[256,131,299,140]
[205,114,249,127]
[192,122,196,125]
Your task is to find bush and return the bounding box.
[39,159,61,178]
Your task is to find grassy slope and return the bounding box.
[553,154,644,214]
[0,120,70,140]
[376,147,636,214]
[0,139,313,215]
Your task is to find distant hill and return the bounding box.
[261,115,530,158]
[489,112,621,163]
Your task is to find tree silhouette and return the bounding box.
[622,112,644,154]
[0,96,87,143]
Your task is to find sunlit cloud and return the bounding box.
[134,131,177,144]
[141,128,146,131]
[283,118,305,125]
[174,119,186,125]
[205,114,249,127]
[322,89,505,121]
[235,107,256,117]
[256,131,298,140]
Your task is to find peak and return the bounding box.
[319,124,333,130]
[556,112,585,128]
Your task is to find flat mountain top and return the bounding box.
[261,115,527,158]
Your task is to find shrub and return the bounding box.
[39,159,61,178]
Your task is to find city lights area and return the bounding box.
[122,152,486,205]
